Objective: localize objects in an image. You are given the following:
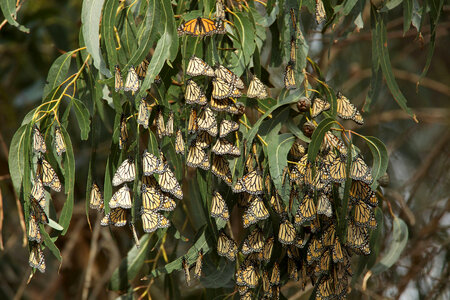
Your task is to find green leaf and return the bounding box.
[109,234,151,291]
[48,218,64,231]
[267,133,295,204]
[380,0,403,11]
[231,12,256,76]
[364,136,388,190]
[8,124,28,195]
[40,224,62,262]
[307,117,336,163]
[245,89,302,149]
[0,0,29,32]
[81,0,111,76]
[370,217,408,275]
[373,7,416,121]
[150,227,212,277]
[58,125,75,235]
[101,0,119,67]
[403,0,413,34]
[286,119,311,143]
[72,98,91,140]
[200,257,235,289]
[43,51,75,100]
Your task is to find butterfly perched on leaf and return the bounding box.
[142,149,162,176]
[233,170,263,195]
[247,75,268,99]
[188,108,198,134]
[90,182,104,210]
[175,130,185,154]
[346,221,370,255]
[315,0,327,24]
[32,125,47,154]
[31,176,45,202]
[284,62,296,90]
[109,185,132,209]
[37,157,61,192]
[211,138,240,156]
[235,260,260,288]
[241,226,264,254]
[182,257,191,286]
[137,98,151,129]
[350,157,373,184]
[186,142,210,170]
[54,126,66,156]
[336,91,364,124]
[211,77,239,99]
[211,154,232,185]
[349,180,378,207]
[270,262,281,286]
[124,66,139,94]
[352,201,374,228]
[186,56,214,77]
[156,109,166,138]
[219,120,239,138]
[165,111,174,136]
[101,207,128,227]
[185,79,208,105]
[210,191,229,221]
[311,98,330,118]
[177,17,225,37]
[294,194,317,225]
[112,157,136,186]
[119,114,128,150]
[242,196,269,228]
[29,242,46,273]
[215,0,225,20]
[136,58,149,79]
[307,236,324,264]
[328,152,347,182]
[217,231,237,261]
[28,214,42,243]
[30,196,48,224]
[214,65,244,89]
[197,106,218,136]
[290,36,296,63]
[140,209,170,233]
[317,193,332,217]
[158,164,183,200]
[194,250,203,279]
[114,65,123,92]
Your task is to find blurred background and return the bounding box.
[0,1,448,299]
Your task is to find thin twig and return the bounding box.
[81,214,102,300]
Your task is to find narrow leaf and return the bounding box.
[0,0,29,32]
[8,124,28,195]
[43,51,75,100]
[307,117,336,163]
[364,136,388,190]
[72,98,91,140]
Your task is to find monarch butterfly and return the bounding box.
[180,257,191,286]
[159,193,176,212]
[211,154,232,185]
[336,91,357,120]
[307,237,324,264]
[29,242,46,273]
[227,101,244,115]
[210,191,229,221]
[353,111,364,125]
[332,237,344,263]
[165,111,174,136]
[328,152,347,182]
[290,36,296,63]
[289,141,305,159]
[353,201,374,227]
[317,193,332,217]
[194,250,203,279]
[175,130,185,154]
[214,65,244,89]
[54,126,66,156]
[234,170,263,195]
[247,75,268,99]
[350,157,373,184]
[30,196,48,224]
[211,77,236,99]
[136,58,149,79]
[124,66,139,94]
[313,163,331,190]
[28,214,42,243]
[210,97,232,112]
[270,262,280,286]
[158,164,183,199]
[217,231,237,261]
[294,194,317,225]
[137,98,151,129]
[177,17,224,37]
[316,276,334,299]
[142,149,162,176]
[241,227,264,254]
[186,56,215,77]
[114,65,123,92]
[31,176,45,202]
[186,143,210,170]
[119,114,128,150]
[278,219,296,245]
[101,207,128,227]
[262,236,274,262]
[112,157,136,186]
[236,261,259,288]
[262,271,271,297]
[188,108,198,134]
[287,258,299,281]
[215,0,225,20]
[197,106,218,136]
[185,79,208,105]
[311,98,331,118]
[322,224,336,247]
[156,109,166,138]
[242,197,269,228]
[270,194,286,215]
[194,131,211,149]
[315,0,326,24]
[90,182,104,210]
[349,180,378,206]
[32,125,47,154]
[346,221,370,254]
[218,120,239,138]
[294,233,308,249]
[321,131,348,155]
[141,209,170,233]
[284,62,296,90]
[211,138,240,156]
[109,185,132,209]
[37,157,61,192]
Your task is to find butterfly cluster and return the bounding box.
[28,124,66,273]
